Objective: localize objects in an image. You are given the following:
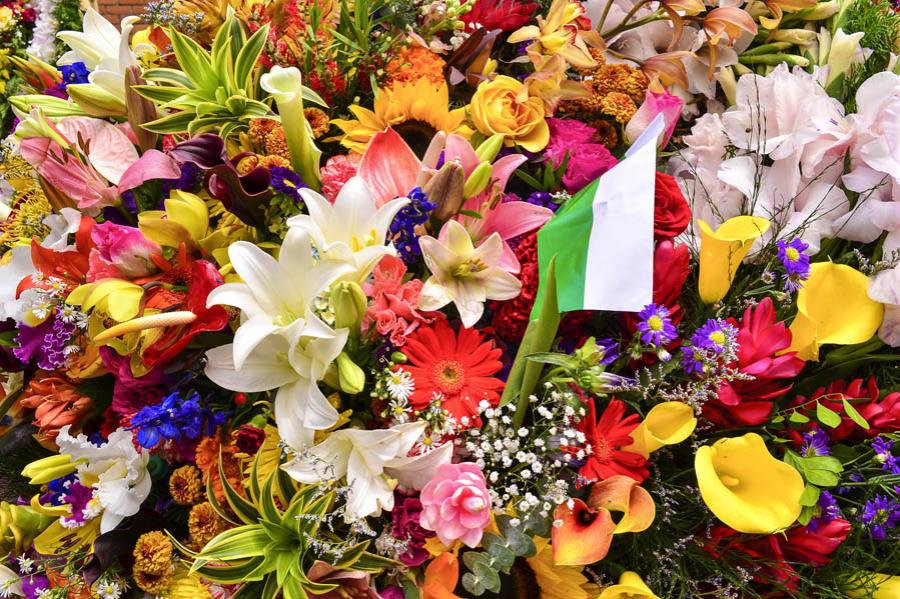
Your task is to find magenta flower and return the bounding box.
[420,462,492,548]
[625,90,684,149]
[89,221,161,279]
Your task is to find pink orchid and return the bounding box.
[357,127,552,271]
[18,116,179,213]
[88,221,162,280]
[625,90,684,148]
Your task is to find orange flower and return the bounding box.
[702,8,757,79]
[422,552,461,599]
[19,375,92,444]
[194,434,244,505]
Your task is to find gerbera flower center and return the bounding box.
[453,258,488,279]
[647,315,664,332]
[589,436,612,463]
[432,359,466,394]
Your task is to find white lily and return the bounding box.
[207,228,352,371]
[205,329,349,450]
[282,421,453,521]
[0,246,36,321]
[289,177,409,283]
[56,426,151,534]
[418,220,521,328]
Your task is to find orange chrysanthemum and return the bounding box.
[383,44,447,88]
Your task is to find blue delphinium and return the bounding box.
[390,187,436,264]
[59,62,90,87]
[130,391,226,449]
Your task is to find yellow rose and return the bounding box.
[470,75,549,152]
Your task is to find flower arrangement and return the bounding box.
[0,0,899,597]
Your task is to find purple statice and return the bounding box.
[523,191,561,212]
[858,494,900,540]
[777,238,811,292]
[636,303,677,346]
[872,437,900,475]
[389,187,435,264]
[162,162,204,195]
[691,319,737,354]
[269,166,307,203]
[808,490,842,532]
[129,391,227,449]
[801,428,831,457]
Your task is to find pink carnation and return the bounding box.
[363,256,440,346]
[544,118,618,193]
[320,155,359,203]
[419,462,491,548]
[544,118,597,166]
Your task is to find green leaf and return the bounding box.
[141,110,197,134]
[169,28,217,92]
[219,449,260,524]
[799,483,821,507]
[192,557,267,584]
[816,401,843,429]
[525,352,576,367]
[458,209,483,219]
[132,85,190,104]
[842,398,870,430]
[235,24,269,92]
[141,67,194,87]
[788,411,810,424]
[193,526,271,566]
[804,469,839,487]
[462,572,486,596]
[301,85,329,108]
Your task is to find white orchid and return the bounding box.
[0,563,22,598]
[0,246,36,321]
[289,177,409,283]
[418,220,521,328]
[55,426,151,534]
[282,421,453,521]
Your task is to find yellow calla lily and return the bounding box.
[625,401,697,458]
[138,190,210,249]
[67,280,144,323]
[845,573,900,598]
[698,216,770,304]
[786,262,883,361]
[695,433,803,533]
[598,572,660,599]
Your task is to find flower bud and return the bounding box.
[424,161,466,227]
[66,83,128,117]
[125,66,159,153]
[474,133,505,163]
[463,162,493,199]
[330,281,368,335]
[336,352,366,394]
[772,29,818,45]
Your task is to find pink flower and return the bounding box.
[320,154,359,203]
[420,462,491,548]
[362,256,441,346]
[544,119,618,193]
[88,222,161,279]
[625,90,684,148]
[544,118,597,165]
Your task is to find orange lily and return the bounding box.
[660,0,705,51]
[702,7,757,79]
[552,475,655,565]
[642,51,694,90]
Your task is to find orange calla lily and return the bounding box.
[552,475,655,565]
[422,552,462,599]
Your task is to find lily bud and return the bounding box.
[475,133,505,163]
[331,281,368,335]
[22,454,77,485]
[823,28,866,89]
[336,352,366,394]
[798,0,838,20]
[772,29,818,45]
[463,162,493,199]
[718,66,738,106]
[125,66,158,153]
[13,109,70,147]
[66,83,127,117]
[424,161,466,227]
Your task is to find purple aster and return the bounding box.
[801,428,831,457]
[597,338,620,365]
[873,437,900,475]
[691,318,737,354]
[777,238,811,292]
[269,166,307,202]
[162,162,204,195]
[681,346,704,374]
[636,303,677,346]
[859,494,900,540]
[807,490,841,532]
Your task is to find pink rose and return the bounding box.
[625,90,684,149]
[562,143,618,193]
[419,462,491,548]
[363,256,440,345]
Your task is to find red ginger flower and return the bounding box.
[461,0,540,31]
[575,397,648,483]
[704,298,805,427]
[397,319,504,427]
[788,378,900,442]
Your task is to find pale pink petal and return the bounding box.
[117,149,181,192]
[481,201,552,241]
[358,127,420,207]
[490,154,528,191]
[443,134,481,178]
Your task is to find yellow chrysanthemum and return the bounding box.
[0,188,52,250]
[331,79,471,155]
[527,537,599,599]
[188,502,227,550]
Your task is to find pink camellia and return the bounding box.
[625,90,684,149]
[419,462,492,548]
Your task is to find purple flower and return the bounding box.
[391,492,431,567]
[808,490,841,532]
[873,437,900,475]
[636,303,677,346]
[801,428,831,457]
[859,494,900,540]
[162,162,204,195]
[59,62,90,87]
[597,338,620,365]
[691,319,737,354]
[681,346,703,374]
[777,238,810,292]
[523,191,561,212]
[14,314,76,370]
[270,166,307,202]
[60,481,95,527]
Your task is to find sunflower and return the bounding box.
[331,79,472,156]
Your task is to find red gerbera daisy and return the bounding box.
[575,397,648,483]
[398,320,504,427]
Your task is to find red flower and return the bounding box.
[704,298,805,427]
[575,397,648,483]
[783,519,851,567]
[788,378,898,442]
[653,172,691,240]
[19,216,95,298]
[398,320,504,427]
[461,0,539,32]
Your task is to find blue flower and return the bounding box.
[390,187,436,264]
[636,303,677,347]
[776,238,810,292]
[859,494,900,540]
[129,391,225,449]
[691,319,736,354]
[59,62,90,87]
[801,428,831,457]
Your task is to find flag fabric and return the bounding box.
[531,113,665,318]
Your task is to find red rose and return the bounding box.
[654,172,691,240]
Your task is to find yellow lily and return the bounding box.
[625,401,697,458]
[786,262,883,361]
[507,0,602,70]
[138,190,210,250]
[698,216,770,304]
[695,433,804,533]
[67,279,144,323]
[598,572,660,599]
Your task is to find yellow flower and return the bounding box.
[625,401,697,458]
[527,538,598,599]
[845,572,900,598]
[331,79,470,155]
[507,0,601,70]
[598,572,660,599]
[697,216,770,304]
[67,279,144,323]
[470,76,549,153]
[786,262,883,361]
[138,190,210,250]
[695,433,803,533]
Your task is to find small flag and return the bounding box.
[532,113,665,317]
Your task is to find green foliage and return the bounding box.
[841,0,900,111]
[52,0,83,59]
[459,516,538,596]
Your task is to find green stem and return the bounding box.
[274,95,322,191]
[601,12,668,38]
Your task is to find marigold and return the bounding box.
[599,92,638,124]
[188,502,227,549]
[304,107,330,139]
[169,465,204,505]
[195,435,244,505]
[133,530,175,594]
[383,44,446,88]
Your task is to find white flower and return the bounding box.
[290,177,409,283]
[0,245,36,321]
[418,220,521,328]
[95,581,122,599]
[0,564,22,598]
[282,421,453,521]
[386,370,415,402]
[55,426,151,534]
[41,208,82,251]
[25,0,59,62]
[868,265,900,348]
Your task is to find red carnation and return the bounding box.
[704,298,805,427]
[653,172,691,240]
[461,0,539,32]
